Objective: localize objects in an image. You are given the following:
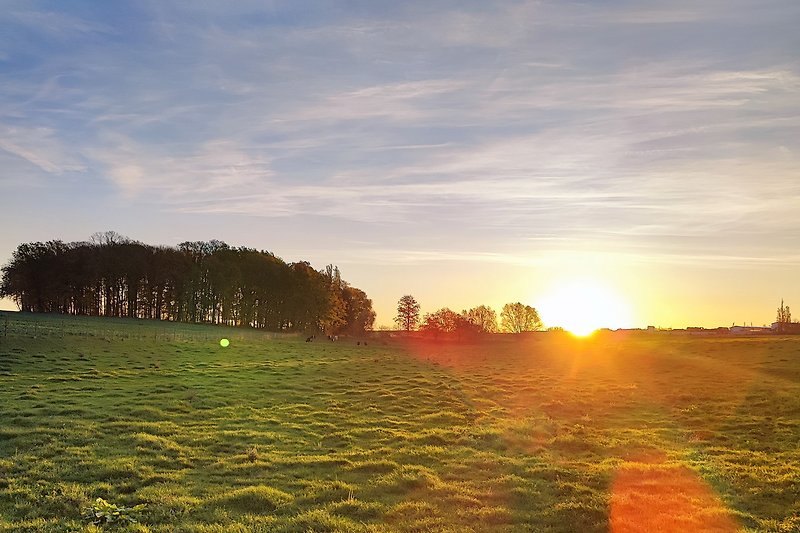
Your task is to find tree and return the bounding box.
[777,299,792,324]
[463,305,498,333]
[342,286,376,334]
[395,295,420,331]
[90,231,130,246]
[421,307,480,338]
[500,302,542,333]
[287,261,328,331]
[420,308,460,334]
[321,264,347,334]
[1,234,373,333]
[776,299,793,333]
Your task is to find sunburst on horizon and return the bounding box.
[536,278,634,336]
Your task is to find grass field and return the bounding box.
[0,312,798,532]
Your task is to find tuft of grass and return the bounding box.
[373,465,440,494]
[209,485,293,514]
[346,459,399,475]
[246,445,259,463]
[285,508,369,532]
[326,498,386,521]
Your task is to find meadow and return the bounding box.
[0,313,798,532]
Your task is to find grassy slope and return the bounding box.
[0,313,798,532]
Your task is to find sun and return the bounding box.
[537,279,634,336]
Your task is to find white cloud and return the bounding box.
[0,0,798,269]
[0,125,85,175]
[89,134,274,199]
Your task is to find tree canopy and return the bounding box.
[420,308,462,334]
[463,305,498,333]
[419,307,481,337]
[500,302,542,333]
[0,235,374,333]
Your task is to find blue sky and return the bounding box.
[1,1,799,328]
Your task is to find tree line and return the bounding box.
[0,232,375,333]
[395,295,542,335]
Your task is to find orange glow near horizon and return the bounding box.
[536,279,634,335]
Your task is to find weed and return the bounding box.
[83,497,146,526]
[247,445,259,463]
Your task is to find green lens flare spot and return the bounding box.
[220,338,230,347]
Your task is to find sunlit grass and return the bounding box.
[0,314,798,531]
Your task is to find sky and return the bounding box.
[1,0,799,329]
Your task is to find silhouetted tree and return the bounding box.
[91,231,129,246]
[420,308,480,337]
[321,264,348,334]
[500,302,542,333]
[0,234,373,333]
[777,299,792,324]
[287,261,328,331]
[342,286,376,334]
[395,295,420,331]
[776,299,793,333]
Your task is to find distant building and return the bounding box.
[730,326,772,335]
[771,322,800,334]
[686,327,729,336]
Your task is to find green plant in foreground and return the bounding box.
[84,497,146,526]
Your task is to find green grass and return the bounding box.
[0,313,799,532]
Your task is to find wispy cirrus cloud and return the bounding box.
[87,134,274,199]
[2,8,113,38]
[1,1,799,275]
[0,124,85,176]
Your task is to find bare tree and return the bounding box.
[776,299,792,332]
[90,231,130,246]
